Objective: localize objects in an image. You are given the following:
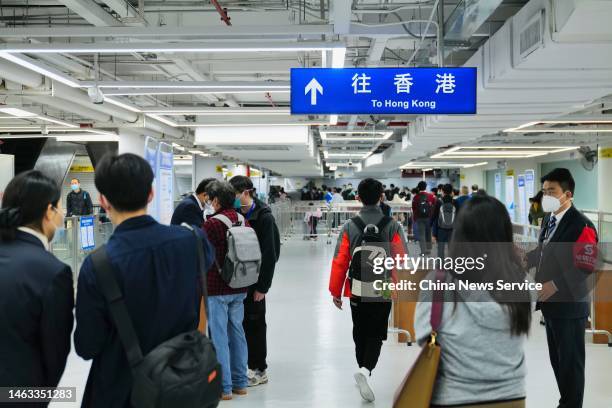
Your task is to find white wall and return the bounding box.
[0,154,15,205]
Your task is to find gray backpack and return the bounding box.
[438,200,456,229]
[213,213,262,289]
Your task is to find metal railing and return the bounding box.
[51,215,113,278]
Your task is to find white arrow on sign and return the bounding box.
[305,78,323,105]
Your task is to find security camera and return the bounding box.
[348,160,353,166]
[87,86,105,104]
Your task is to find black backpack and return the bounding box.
[348,215,393,299]
[416,193,433,218]
[90,225,221,408]
[438,200,456,229]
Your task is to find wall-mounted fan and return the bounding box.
[578,146,598,171]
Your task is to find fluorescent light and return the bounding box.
[172,143,185,151]
[146,114,178,127]
[323,151,370,159]
[0,107,37,117]
[189,150,204,154]
[198,153,210,157]
[195,125,309,145]
[174,159,193,166]
[431,146,578,159]
[143,107,290,115]
[188,122,325,128]
[320,130,393,141]
[400,161,488,169]
[96,82,290,90]
[103,89,291,96]
[329,115,338,125]
[105,97,141,113]
[1,42,344,54]
[55,134,119,142]
[422,168,433,172]
[331,47,346,68]
[0,52,80,87]
[504,120,612,133]
[37,116,79,128]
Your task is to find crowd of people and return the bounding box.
[0,158,599,408]
[326,169,598,407]
[0,153,281,406]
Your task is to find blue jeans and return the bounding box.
[208,293,248,394]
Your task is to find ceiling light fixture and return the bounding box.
[0,52,80,87]
[329,115,338,126]
[431,146,578,159]
[55,134,119,142]
[0,107,38,117]
[143,108,290,115]
[0,42,345,54]
[146,114,179,127]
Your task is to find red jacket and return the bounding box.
[412,191,437,221]
[329,206,408,298]
[202,208,250,296]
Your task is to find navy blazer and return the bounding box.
[74,215,214,408]
[0,231,74,398]
[528,206,598,319]
[170,195,204,228]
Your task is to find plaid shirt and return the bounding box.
[202,208,249,296]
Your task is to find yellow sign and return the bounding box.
[215,165,223,173]
[506,169,514,176]
[69,165,94,173]
[599,148,612,158]
[460,174,466,180]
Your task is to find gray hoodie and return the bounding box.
[415,272,527,406]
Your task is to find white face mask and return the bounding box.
[542,194,567,213]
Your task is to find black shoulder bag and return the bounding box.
[90,225,221,408]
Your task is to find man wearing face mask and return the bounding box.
[526,168,598,408]
[229,176,281,388]
[0,171,74,399]
[66,178,93,217]
[171,178,216,227]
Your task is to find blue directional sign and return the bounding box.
[291,67,477,115]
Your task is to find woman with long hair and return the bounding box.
[415,194,532,408]
[529,190,545,226]
[0,171,74,398]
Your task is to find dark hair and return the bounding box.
[0,170,61,242]
[196,178,216,195]
[71,178,80,183]
[229,175,254,197]
[531,190,543,204]
[357,178,383,205]
[442,184,453,195]
[417,181,427,191]
[431,187,438,195]
[206,181,236,209]
[541,168,575,194]
[471,184,478,191]
[453,189,460,196]
[95,153,154,212]
[449,194,531,336]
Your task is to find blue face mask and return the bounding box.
[234,197,242,209]
[71,184,79,192]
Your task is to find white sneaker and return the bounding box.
[247,369,256,380]
[248,370,268,387]
[354,368,375,403]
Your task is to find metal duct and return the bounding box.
[34,138,78,185]
[444,0,504,41]
[25,95,112,122]
[0,58,45,88]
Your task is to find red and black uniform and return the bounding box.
[527,205,598,408]
[329,204,408,372]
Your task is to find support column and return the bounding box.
[193,155,223,190]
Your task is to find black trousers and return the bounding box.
[350,298,392,372]
[243,287,267,371]
[544,317,587,408]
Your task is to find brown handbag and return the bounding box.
[393,269,445,408]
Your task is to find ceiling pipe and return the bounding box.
[0,58,44,88]
[52,81,139,123]
[210,0,232,26]
[25,95,112,122]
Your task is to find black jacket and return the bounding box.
[74,216,214,408]
[527,205,598,319]
[0,231,74,399]
[67,189,93,216]
[245,198,281,293]
[170,194,204,227]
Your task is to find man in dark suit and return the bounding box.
[527,168,598,408]
[171,177,216,227]
[74,154,214,408]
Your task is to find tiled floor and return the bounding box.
[52,237,611,407]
